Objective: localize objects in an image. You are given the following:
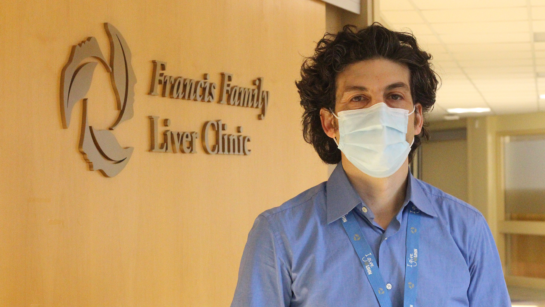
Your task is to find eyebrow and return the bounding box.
[343,85,368,92]
[341,82,410,93]
[385,82,410,91]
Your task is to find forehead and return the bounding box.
[336,58,410,91]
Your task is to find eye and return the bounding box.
[350,95,363,102]
[389,93,404,100]
[350,95,365,102]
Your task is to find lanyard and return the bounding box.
[341,204,422,307]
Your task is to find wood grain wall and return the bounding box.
[0,0,327,306]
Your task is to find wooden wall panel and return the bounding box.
[0,0,327,306]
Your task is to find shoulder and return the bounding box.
[414,179,491,260]
[415,178,484,223]
[256,182,327,233]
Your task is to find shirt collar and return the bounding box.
[405,169,437,218]
[326,163,437,224]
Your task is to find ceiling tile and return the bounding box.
[439,33,530,44]
[480,89,536,97]
[435,67,465,76]
[536,58,545,65]
[438,78,475,89]
[432,21,529,34]
[536,50,545,58]
[422,44,448,53]
[381,0,414,11]
[535,65,545,72]
[382,10,425,23]
[438,88,479,96]
[437,92,483,103]
[457,58,533,67]
[481,90,537,102]
[380,1,544,118]
[476,84,536,92]
[470,73,536,80]
[429,103,449,113]
[536,84,545,99]
[436,73,468,81]
[433,60,458,67]
[472,78,536,86]
[493,104,538,114]
[393,24,434,36]
[413,34,441,45]
[447,43,531,53]
[451,50,532,61]
[413,0,526,10]
[437,89,480,96]
[533,7,545,20]
[535,77,545,86]
[437,102,491,110]
[436,94,484,104]
[532,0,545,6]
[436,93,486,104]
[428,52,451,61]
[433,66,461,76]
[437,95,483,104]
[491,100,538,106]
[464,66,536,74]
[533,20,545,31]
[536,78,545,90]
[534,42,545,50]
[421,8,528,23]
[436,88,482,97]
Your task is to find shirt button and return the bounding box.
[386,283,392,290]
[362,207,368,213]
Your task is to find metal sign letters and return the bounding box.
[60,23,270,177]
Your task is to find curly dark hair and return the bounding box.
[296,23,439,164]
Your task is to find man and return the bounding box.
[231,24,511,306]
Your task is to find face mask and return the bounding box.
[331,102,415,178]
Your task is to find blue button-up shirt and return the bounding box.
[231,164,511,306]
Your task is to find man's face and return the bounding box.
[325,58,423,144]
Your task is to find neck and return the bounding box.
[342,155,409,229]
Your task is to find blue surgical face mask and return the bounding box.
[330,102,415,178]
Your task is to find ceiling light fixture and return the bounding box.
[447,108,491,114]
[540,94,545,99]
[443,115,460,120]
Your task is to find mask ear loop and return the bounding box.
[408,105,416,116]
[329,109,340,147]
[408,105,416,146]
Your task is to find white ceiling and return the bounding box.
[380,0,545,121]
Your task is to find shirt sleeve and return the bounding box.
[467,215,511,306]
[231,214,292,307]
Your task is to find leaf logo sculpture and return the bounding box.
[60,23,136,177]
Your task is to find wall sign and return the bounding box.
[60,23,270,178]
[60,23,136,178]
[149,63,269,120]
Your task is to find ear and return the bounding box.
[320,108,337,139]
[413,103,424,135]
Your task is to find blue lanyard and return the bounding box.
[341,204,422,307]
